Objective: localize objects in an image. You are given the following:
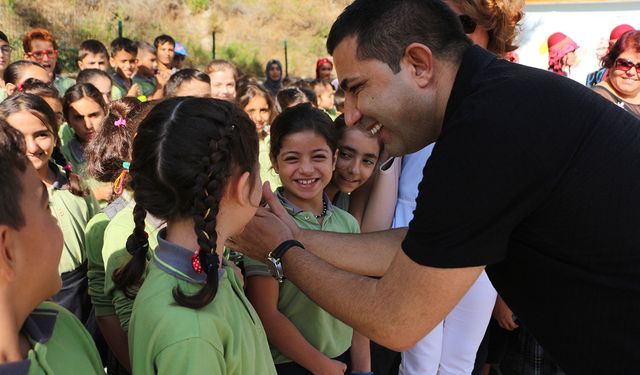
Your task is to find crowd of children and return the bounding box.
[0,24,377,375]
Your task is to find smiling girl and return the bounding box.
[0,93,98,325]
[244,104,360,375]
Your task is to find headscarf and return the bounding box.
[263,59,282,97]
[547,32,579,75]
[315,57,334,81]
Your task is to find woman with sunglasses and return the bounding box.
[593,30,640,118]
[22,28,75,97]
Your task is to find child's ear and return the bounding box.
[109,56,116,69]
[4,83,16,97]
[226,171,252,207]
[0,226,17,282]
[270,156,279,174]
[332,149,339,171]
[77,60,84,70]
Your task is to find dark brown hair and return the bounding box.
[62,83,108,122]
[0,122,29,229]
[113,97,259,308]
[85,97,145,183]
[0,93,87,197]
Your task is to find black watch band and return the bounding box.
[271,239,305,260]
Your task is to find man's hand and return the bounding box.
[227,182,299,262]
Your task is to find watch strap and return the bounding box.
[271,239,304,260]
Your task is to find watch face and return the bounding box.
[267,258,279,277]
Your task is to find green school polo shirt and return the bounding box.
[244,188,360,364]
[85,193,131,317]
[0,301,104,374]
[102,201,162,331]
[53,75,75,97]
[48,164,99,274]
[132,74,157,98]
[129,231,277,374]
[259,136,281,189]
[57,122,74,151]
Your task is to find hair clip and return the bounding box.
[122,161,130,170]
[192,248,216,274]
[114,118,127,127]
[63,162,73,174]
[17,82,24,92]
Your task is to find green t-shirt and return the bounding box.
[85,193,132,317]
[244,188,360,364]
[0,86,7,102]
[110,85,122,101]
[48,165,99,274]
[0,301,104,374]
[57,122,74,151]
[53,75,75,97]
[259,135,281,189]
[132,74,157,98]
[102,201,162,331]
[129,232,277,374]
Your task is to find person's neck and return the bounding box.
[0,289,31,364]
[324,181,340,204]
[165,219,226,260]
[605,79,640,104]
[282,189,324,217]
[38,163,57,187]
[432,58,462,139]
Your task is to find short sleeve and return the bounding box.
[243,256,271,278]
[155,338,224,374]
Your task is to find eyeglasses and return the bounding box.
[28,49,58,60]
[0,45,12,55]
[459,15,477,34]
[614,58,640,76]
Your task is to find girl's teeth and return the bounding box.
[370,123,383,135]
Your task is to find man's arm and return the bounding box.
[283,244,484,351]
[230,182,405,276]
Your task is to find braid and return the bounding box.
[173,128,233,309]
[51,146,87,197]
[113,203,149,299]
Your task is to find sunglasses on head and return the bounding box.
[458,15,477,34]
[615,58,640,76]
[29,49,58,60]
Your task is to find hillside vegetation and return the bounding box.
[0,0,350,78]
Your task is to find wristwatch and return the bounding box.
[266,240,304,283]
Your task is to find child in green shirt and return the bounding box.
[0,121,103,374]
[120,97,276,374]
[244,104,360,374]
[0,93,98,324]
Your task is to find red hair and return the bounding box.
[23,28,58,53]
[315,57,333,80]
[602,30,640,69]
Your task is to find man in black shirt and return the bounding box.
[232,1,640,373]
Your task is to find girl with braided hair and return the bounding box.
[119,97,276,374]
[83,97,152,373]
[0,92,99,325]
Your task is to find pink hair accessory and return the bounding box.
[63,162,73,174]
[114,118,127,127]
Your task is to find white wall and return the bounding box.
[518,1,640,85]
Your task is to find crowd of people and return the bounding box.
[0,0,639,374]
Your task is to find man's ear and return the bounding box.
[0,226,18,282]
[5,83,16,96]
[402,43,434,88]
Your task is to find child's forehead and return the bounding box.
[83,52,107,60]
[113,49,136,59]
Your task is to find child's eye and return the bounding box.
[313,154,327,161]
[363,158,375,166]
[339,151,352,159]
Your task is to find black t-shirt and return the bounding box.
[403,46,640,374]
